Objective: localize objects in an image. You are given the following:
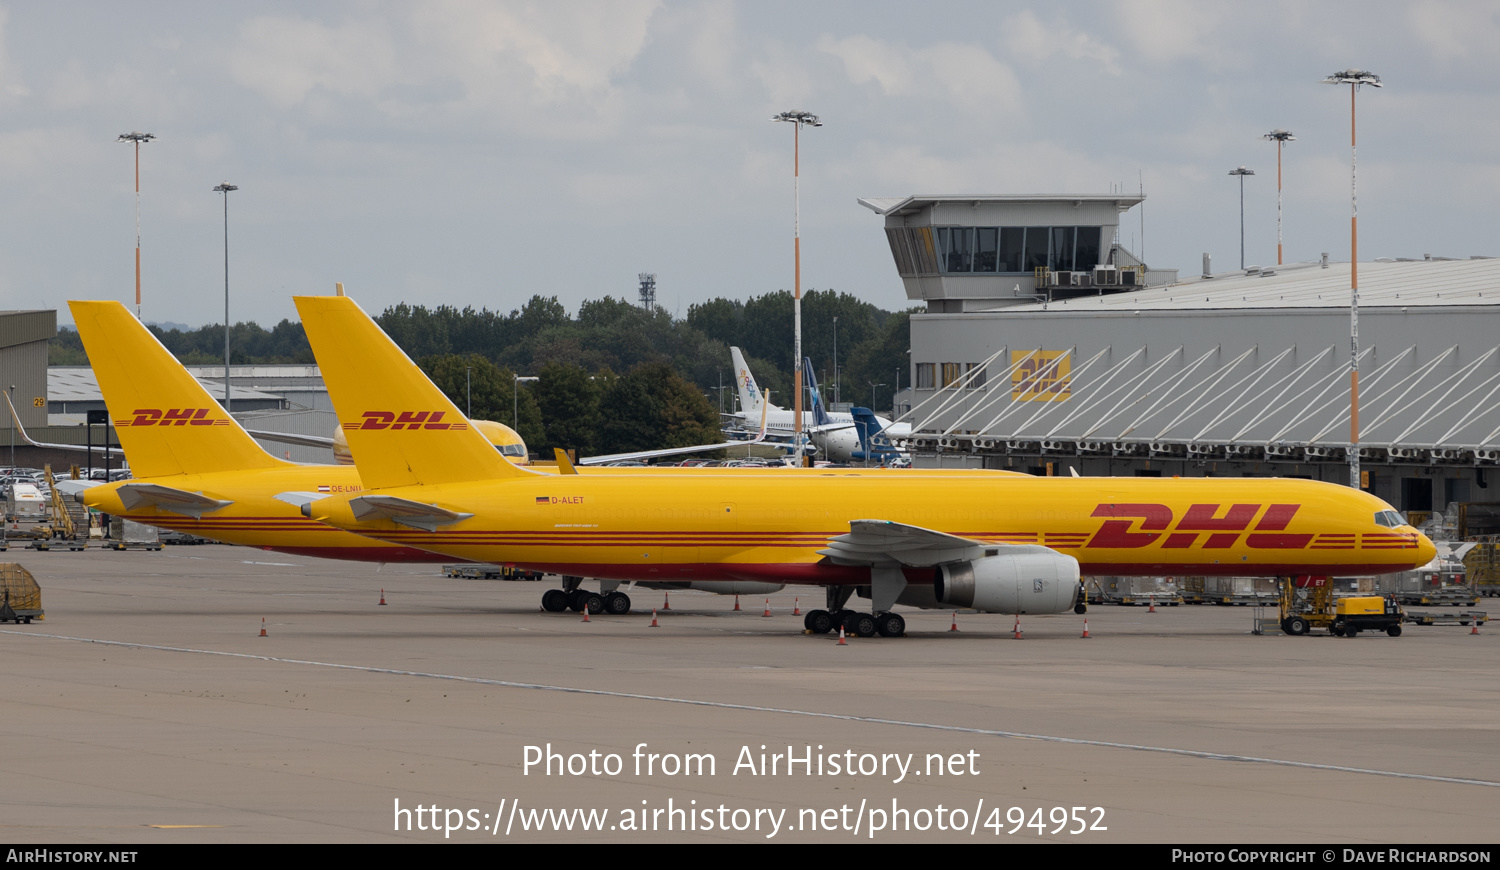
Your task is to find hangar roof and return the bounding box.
[985,257,1500,314]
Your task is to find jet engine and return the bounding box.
[933,550,1080,614]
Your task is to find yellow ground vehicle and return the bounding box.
[1279,579,1404,636]
[1330,595,1405,637]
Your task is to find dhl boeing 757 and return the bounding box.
[285,294,1436,638]
[57,300,987,600]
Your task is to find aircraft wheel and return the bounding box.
[1386,624,1402,637]
[583,594,605,615]
[847,612,878,638]
[1285,616,1309,636]
[568,589,592,612]
[604,591,631,615]
[804,610,832,635]
[541,589,569,612]
[1074,603,1087,615]
[875,612,905,637]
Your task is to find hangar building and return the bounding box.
[864,194,1500,522]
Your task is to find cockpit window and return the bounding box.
[496,444,527,457]
[1373,510,1406,527]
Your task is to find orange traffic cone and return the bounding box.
[1013,614,1023,640]
[793,598,801,616]
[379,589,387,606]
[581,606,591,623]
[650,608,659,628]
[1472,621,1481,636]
[949,611,960,632]
[762,599,772,617]
[1081,619,1091,639]
[1148,601,1157,613]
[733,595,741,611]
[259,618,267,637]
[837,626,847,646]
[661,592,672,611]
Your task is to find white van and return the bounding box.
[7,483,47,521]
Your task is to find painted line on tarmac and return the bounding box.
[6,628,1497,789]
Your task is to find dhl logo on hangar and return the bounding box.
[343,411,469,431]
[118,408,231,427]
[1080,503,1418,551]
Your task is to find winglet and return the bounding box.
[553,448,578,474]
[4,390,125,457]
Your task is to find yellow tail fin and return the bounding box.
[293,294,527,489]
[67,301,287,478]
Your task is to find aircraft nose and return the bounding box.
[1413,529,1437,565]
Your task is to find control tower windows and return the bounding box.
[999,228,1025,272]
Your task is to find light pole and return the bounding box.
[117,132,155,319]
[466,366,472,418]
[771,110,821,465]
[1262,130,1295,266]
[1324,68,1382,490]
[1228,166,1254,270]
[514,375,539,431]
[832,315,838,406]
[213,182,238,412]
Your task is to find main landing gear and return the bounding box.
[802,586,906,637]
[540,576,632,616]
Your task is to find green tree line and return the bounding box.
[49,290,913,456]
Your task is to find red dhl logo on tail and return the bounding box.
[120,408,230,427]
[1083,503,1413,550]
[342,411,468,431]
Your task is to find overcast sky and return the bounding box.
[4,1,1496,329]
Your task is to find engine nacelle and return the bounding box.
[934,551,1080,614]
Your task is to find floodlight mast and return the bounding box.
[213,182,239,412]
[1324,69,1382,490]
[771,110,821,465]
[117,132,155,319]
[1262,130,1295,266]
[1228,166,1255,270]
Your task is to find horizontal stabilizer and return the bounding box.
[115,483,233,518]
[245,429,335,449]
[820,519,1057,567]
[348,494,474,532]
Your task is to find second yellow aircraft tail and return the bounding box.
[294,294,530,489]
[68,300,289,478]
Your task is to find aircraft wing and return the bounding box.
[577,388,770,466]
[347,494,474,532]
[244,429,334,449]
[4,392,125,457]
[819,519,1057,567]
[114,482,233,518]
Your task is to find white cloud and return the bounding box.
[0,8,29,100]
[818,34,1022,114]
[1002,10,1121,76]
[1408,0,1500,67]
[1108,0,1244,69]
[411,0,659,102]
[228,15,397,108]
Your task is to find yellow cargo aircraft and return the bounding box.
[287,294,1436,638]
[62,300,984,603]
